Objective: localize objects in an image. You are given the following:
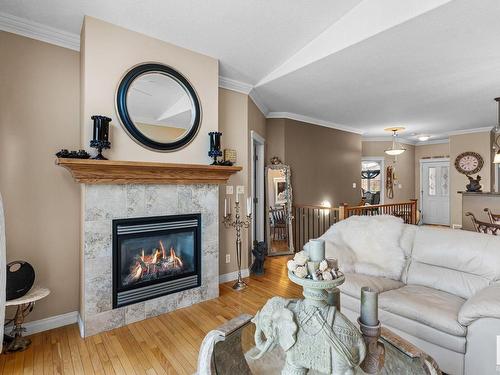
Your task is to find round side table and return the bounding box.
[4,286,50,352]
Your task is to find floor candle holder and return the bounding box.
[223,200,252,290]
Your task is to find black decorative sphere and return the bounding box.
[6,261,35,301]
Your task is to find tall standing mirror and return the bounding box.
[266,159,294,256]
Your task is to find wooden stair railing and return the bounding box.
[292,204,340,252]
[339,199,419,225]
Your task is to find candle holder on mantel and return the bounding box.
[208,131,223,165]
[223,197,252,290]
[90,115,111,160]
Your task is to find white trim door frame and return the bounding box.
[361,156,385,204]
[419,158,450,225]
[251,131,265,246]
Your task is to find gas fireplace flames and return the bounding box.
[124,240,185,285]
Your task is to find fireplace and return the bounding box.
[112,214,201,308]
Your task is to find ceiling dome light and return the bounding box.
[384,127,406,156]
[418,135,430,142]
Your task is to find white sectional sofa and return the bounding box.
[321,216,500,375]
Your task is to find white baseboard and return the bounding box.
[5,310,79,336]
[219,268,250,284]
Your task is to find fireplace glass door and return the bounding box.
[113,214,201,308]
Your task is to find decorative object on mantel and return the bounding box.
[384,127,406,156]
[251,239,366,375]
[223,194,252,290]
[250,241,267,275]
[223,148,236,166]
[55,158,242,184]
[6,261,35,301]
[208,131,223,165]
[55,149,91,159]
[90,115,111,160]
[454,151,483,175]
[116,63,202,152]
[466,174,482,192]
[4,286,50,352]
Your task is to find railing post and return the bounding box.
[410,199,418,224]
[339,203,348,221]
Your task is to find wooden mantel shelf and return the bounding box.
[55,158,242,184]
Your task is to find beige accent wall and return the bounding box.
[362,141,416,204]
[0,31,80,321]
[450,132,491,226]
[218,90,267,275]
[265,118,285,163]
[218,89,249,275]
[81,16,218,163]
[267,119,361,206]
[414,142,450,198]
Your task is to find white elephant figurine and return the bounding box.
[251,296,366,375]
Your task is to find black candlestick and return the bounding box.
[208,132,223,165]
[90,115,112,160]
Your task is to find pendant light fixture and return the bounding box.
[384,127,406,156]
[494,98,500,163]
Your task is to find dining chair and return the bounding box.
[484,208,500,225]
[466,212,500,235]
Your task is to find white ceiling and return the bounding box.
[1,0,499,140]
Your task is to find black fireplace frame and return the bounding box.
[112,214,202,308]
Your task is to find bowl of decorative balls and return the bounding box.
[286,239,344,304]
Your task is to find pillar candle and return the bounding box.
[360,286,379,326]
[228,198,231,215]
[308,239,325,262]
[235,192,239,203]
[224,198,227,218]
[246,197,252,216]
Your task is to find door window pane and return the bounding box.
[440,166,449,196]
[428,167,436,196]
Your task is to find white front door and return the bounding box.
[421,161,450,225]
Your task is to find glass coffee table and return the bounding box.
[197,314,442,375]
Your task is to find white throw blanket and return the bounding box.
[0,193,6,351]
[320,215,407,280]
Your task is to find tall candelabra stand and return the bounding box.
[223,201,252,290]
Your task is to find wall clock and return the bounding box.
[454,151,484,175]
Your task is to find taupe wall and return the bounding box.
[267,119,362,206]
[362,141,416,203]
[81,16,218,163]
[218,89,249,275]
[414,142,450,199]
[0,31,80,321]
[450,132,491,226]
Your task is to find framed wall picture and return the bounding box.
[274,177,287,205]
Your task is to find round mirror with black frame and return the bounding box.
[116,63,202,152]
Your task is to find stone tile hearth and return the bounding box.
[80,183,219,337]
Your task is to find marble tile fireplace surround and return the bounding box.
[56,159,241,337]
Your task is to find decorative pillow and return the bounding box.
[320,215,407,280]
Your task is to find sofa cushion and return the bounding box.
[407,226,500,299]
[379,285,467,337]
[340,293,467,353]
[339,273,404,299]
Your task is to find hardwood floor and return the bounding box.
[1,256,298,375]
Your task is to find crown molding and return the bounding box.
[0,12,80,51]
[447,126,493,136]
[218,76,253,95]
[267,112,364,135]
[249,89,269,116]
